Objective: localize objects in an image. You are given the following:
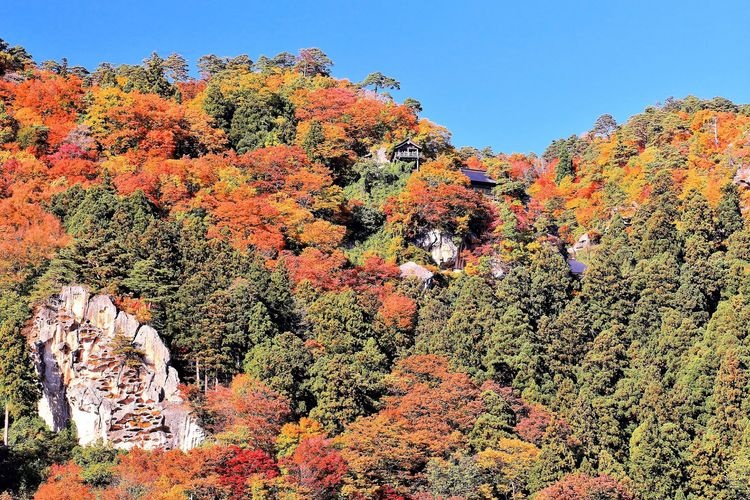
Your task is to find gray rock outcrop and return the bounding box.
[27,286,205,451]
[415,229,460,267]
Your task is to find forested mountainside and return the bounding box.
[1,37,750,499]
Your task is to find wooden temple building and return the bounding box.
[460,168,497,196]
[392,138,422,168]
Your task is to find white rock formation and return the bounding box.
[573,233,592,253]
[734,164,750,189]
[27,286,205,451]
[415,229,460,267]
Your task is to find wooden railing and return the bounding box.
[395,151,420,158]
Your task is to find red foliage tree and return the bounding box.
[284,248,348,290]
[344,256,401,294]
[294,87,357,123]
[6,73,84,148]
[214,445,279,498]
[282,436,347,498]
[209,188,286,253]
[514,403,554,446]
[85,87,224,160]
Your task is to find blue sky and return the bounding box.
[4,1,750,154]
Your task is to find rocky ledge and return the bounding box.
[26,286,205,451]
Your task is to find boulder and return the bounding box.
[415,229,460,267]
[569,232,600,258]
[573,233,592,253]
[375,146,388,165]
[398,261,434,282]
[734,164,750,189]
[488,257,507,279]
[27,286,205,450]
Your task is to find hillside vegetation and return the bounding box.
[1,38,750,499]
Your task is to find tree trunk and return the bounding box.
[204,372,208,395]
[195,358,200,386]
[3,406,8,447]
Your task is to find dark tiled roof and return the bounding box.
[567,258,587,274]
[460,168,497,185]
[393,138,421,150]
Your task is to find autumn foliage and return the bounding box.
[1,40,747,500]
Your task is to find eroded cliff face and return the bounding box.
[27,286,205,451]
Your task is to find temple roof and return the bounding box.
[567,258,587,275]
[460,168,497,185]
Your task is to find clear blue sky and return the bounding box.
[4,0,750,154]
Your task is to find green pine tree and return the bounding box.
[555,144,574,183]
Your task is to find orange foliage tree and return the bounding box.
[341,355,484,495]
[205,374,291,453]
[34,464,94,500]
[385,160,494,241]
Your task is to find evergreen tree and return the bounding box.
[202,83,234,131]
[727,423,750,498]
[542,299,592,381]
[483,305,532,385]
[576,216,634,331]
[307,290,372,354]
[0,326,39,446]
[637,209,681,260]
[688,428,729,499]
[266,261,297,332]
[228,92,295,153]
[244,332,312,415]
[139,52,176,98]
[571,324,628,466]
[654,310,703,387]
[716,183,744,241]
[628,417,686,499]
[302,119,325,162]
[555,144,574,183]
[0,293,38,446]
[467,389,516,452]
[528,419,576,491]
[359,72,400,94]
[243,301,277,348]
[680,189,716,243]
[439,276,499,378]
[197,288,233,384]
[111,332,145,370]
[528,244,573,324]
[307,346,387,432]
[626,252,680,343]
[306,291,387,430]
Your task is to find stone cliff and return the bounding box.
[27,286,205,451]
